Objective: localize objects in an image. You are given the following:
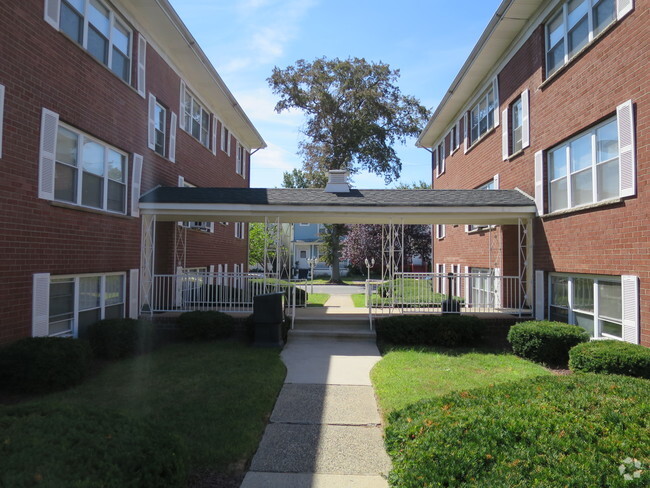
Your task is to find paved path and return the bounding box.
[240,311,391,487]
[302,284,365,295]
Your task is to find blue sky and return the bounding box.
[168,0,501,189]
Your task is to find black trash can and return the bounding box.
[253,292,285,347]
[298,268,309,279]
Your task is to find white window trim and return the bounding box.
[546,108,632,214]
[221,124,231,155]
[49,0,133,84]
[39,272,127,338]
[181,84,211,148]
[548,272,635,342]
[467,77,499,149]
[467,177,498,232]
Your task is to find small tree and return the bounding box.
[248,222,274,271]
[268,57,430,283]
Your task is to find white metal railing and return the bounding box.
[366,272,532,318]
[149,272,306,314]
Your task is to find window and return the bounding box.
[180,179,213,232]
[54,124,127,213]
[300,250,307,259]
[512,98,523,153]
[234,222,245,239]
[221,124,230,155]
[469,81,498,146]
[467,178,497,232]
[436,140,445,177]
[182,86,210,147]
[154,101,166,156]
[550,274,624,339]
[546,0,617,77]
[236,143,246,177]
[49,273,125,337]
[449,123,460,153]
[548,117,618,212]
[503,90,530,160]
[470,268,496,307]
[58,0,131,82]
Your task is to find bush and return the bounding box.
[177,311,234,341]
[84,318,155,360]
[376,315,485,347]
[385,374,650,487]
[569,340,650,379]
[0,337,92,393]
[0,403,188,487]
[507,320,589,366]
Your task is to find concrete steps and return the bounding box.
[290,314,374,340]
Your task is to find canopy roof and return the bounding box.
[139,187,536,225]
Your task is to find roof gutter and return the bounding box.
[416,0,516,148]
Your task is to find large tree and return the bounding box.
[269,57,430,282]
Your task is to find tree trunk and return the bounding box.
[328,224,344,284]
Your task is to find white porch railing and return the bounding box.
[365,272,532,317]
[149,272,306,315]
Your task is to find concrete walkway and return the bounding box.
[240,305,391,487]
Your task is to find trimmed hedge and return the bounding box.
[569,340,650,379]
[376,315,485,347]
[386,374,650,487]
[85,318,155,360]
[177,311,234,341]
[0,403,188,487]
[0,337,91,393]
[507,320,589,366]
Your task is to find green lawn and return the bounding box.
[371,347,550,414]
[38,342,286,474]
[307,293,330,306]
[351,293,366,307]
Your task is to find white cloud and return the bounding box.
[252,142,297,171]
[235,87,304,126]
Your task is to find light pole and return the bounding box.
[364,258,375,307]
[307,257,318,295]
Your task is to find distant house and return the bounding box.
[289,224,349,278]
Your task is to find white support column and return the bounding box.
[174,223,187,270]
[140,214,156,314]
[518,217,534,314]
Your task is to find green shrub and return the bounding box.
[376,315,485,347]
[507,320,589,366]
[0,403,188,487]
[0,337,91,393]
[84,318,155,360]
[385,374,650,487]
[177,311,234,341]
[570,340,650,379]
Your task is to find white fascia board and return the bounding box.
[417,0,552,148]
[115,0,266,150]
[138,203,537,225]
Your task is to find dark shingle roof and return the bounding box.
[141,187,534,207]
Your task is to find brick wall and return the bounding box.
[0,0,251,343]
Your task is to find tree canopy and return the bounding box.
[268,57,431,184]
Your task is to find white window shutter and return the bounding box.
[534,270,545,320]
[442,264,447,294]
[621,275,639,344]
[211,116,217,155]
[501,108,509,160]
[521,89,530,149]
[617,0,634,20]
[493,77,500,127]
[534,150,544,215]
[432,150,437,177]
[129,269,139,319]
[244,150,249,179]
[137,35,147,98]
[32,273,50,337]
[178,175,184,187]
[209,222,215,233]
[179,80,186,130]
[39,108,59,201]
[440,140,446,174]
[493,173,500,190]
[464,266,471,306]
[463,113,469,154]
[169,112,177,163]
[147,93,156,150]
[130,153,143,217]
[617,100,636,198]
[0,84,5,159]
[465,225,470,233]
[455,120,460,149]
[44,0,60,29]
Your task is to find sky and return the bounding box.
[168,0,502,189]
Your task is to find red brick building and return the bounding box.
[419,0,647,345]
[0,0,265,343]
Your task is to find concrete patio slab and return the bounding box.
[270,384,382,426]
[240,472,389,488]
[248,423,391,475]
